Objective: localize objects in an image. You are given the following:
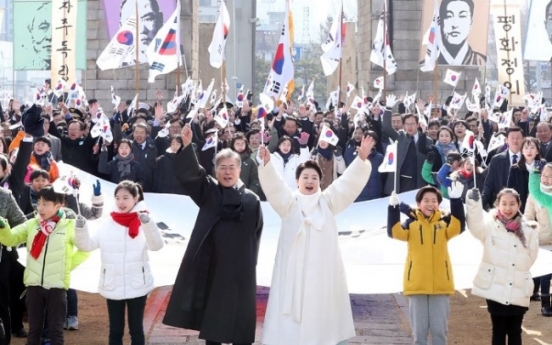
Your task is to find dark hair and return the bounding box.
[516,137,541,171]
[0,137,7,154]
[465,116,478,125]
[169,118,183,126]
[245,129,260,143]
[415,186,443,204]
[114,180,144,202]
[277,135,294,148]
[402,114,418,125]
[446,152,462,163]
[295,160,323,180]
[428,120,440,129]
[230,132,251,154]
[506,126,524,138]
[133,122,149,134]
[439,0,474,36]
[36,185,65,204]
[88,99,98,106]
[364,129,379,142]
[0,154,8,171]
[34,136,52,148]
[495,188,521,207]
[118,138,133,151]
[68,120,85,131]
[170,135,183,147]
[438,126,455,141]
[30,169,50,181]
[453,120,468,131]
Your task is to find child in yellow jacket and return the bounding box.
[387,184,465,345]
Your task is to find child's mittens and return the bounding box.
[389,191,400,206]
[468,188,480,201]
[93,180,101,196]
[138,212,150,224]
[75,215,86,228]
[448,181,464,199]
[399,202,415,219]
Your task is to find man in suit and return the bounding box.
[382,95,433,195]
[537,122,552,162]
[42,116,62,161]
[482,127,524,209]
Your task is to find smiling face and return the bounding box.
[417,191,440,218]
[33,141,50,155]
[115,188,139,213]
[522,141,538,163]
[454,123,466,138]
[117,142,132,158]
[278,140,292,154]
[232,139,246,153]
[497,193,520,220]
[439,129,452,145]
[297,167,320,195]
[248,132,261,149]
[442,0,472,46]
[215,157,241,188]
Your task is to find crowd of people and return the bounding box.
[0,78,549,345]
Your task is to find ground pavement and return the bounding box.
[144,286,413,345]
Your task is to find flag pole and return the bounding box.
[433,65,438,112]
[134,0,140,112]
[176,61,181,96]
[337,6,344,107]
[393,140,398,193]
[222,60,227,122]
[382,0,387,101]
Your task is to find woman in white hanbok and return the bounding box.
[257,135,376,345]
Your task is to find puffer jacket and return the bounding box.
[0,211,89,290]
[270,147,310,190]
[525,194,552,248]
[387,198,465,295]
[466,197,539,308]
[74,201,164,300]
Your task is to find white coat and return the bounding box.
[524,194,552,249]
[466,198,539,308]
[75,201,164,300]
[259,155,372,345]
[270,147,310,190]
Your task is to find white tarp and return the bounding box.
[18,164,552,294]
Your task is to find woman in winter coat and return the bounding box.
[99,138,146,187]
[310,139,346,191]
[230,133,261,196]
[446,157,485,203]
[75,180,163,345]
[270,136,310,190]
[525,164,552,316]
[419,127,458,173]
[508,137,544,213]
[257,134,375,345]
[344,128,384,201]
[153,135,186,195]
[466,188,539,345]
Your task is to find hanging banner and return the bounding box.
[13,0,87,71]
[491,3,525,106]
[419,0,489,66]
[524,0,552,61]
[51,0,78,83]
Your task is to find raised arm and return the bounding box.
[139,213,164,251]
[382,109,399,142]
[528,171,552,210]
[465,189,492,242]
[257,145,294,218]
[74,217,100,252]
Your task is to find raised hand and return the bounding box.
[75,215,86,228]
[297,132,310,146]
[93,180,101,196]
[468,188,480,201]
[389,191,399,206]
[262,130,271,144]
[258,145,271,165]
[139,212,150,224]
[181,123,193,147]
[358,135,376,161]
[448,181,464,199]
[386,94,398,109]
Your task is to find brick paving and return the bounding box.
[144,286,413,345]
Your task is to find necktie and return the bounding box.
[512,154,518,165]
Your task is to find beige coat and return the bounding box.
[259,156,371,345]
[524,194,552,248]
[466,198,539,308]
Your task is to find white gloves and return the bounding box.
[389,191,400,206]
[139,213,150,224]
[75,215,86,228]
[386,95,398,109]
[447,181,464,199]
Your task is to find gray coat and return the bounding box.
[382,109,433,195]
[47,134,63,162]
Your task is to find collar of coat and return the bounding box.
[414,209,443,224]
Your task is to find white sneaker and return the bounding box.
[67,316,78,330]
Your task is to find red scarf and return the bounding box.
[30,211,62,260]
[460,170,473,179]
[110,212,141,239]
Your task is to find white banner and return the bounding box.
[524,0,552,61]
[51,0,78,83]
[19,164,552,295]
[491,4,525,106]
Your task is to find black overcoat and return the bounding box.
[162,145,263,344]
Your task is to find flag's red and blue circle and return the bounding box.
[257,107,267,119]
[388,152,394,165]
[272,44,285,75]
[116,31,134,46]
[237,93,244,101]
[159,29,177,55]
[325,130,333,138]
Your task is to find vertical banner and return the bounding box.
[51,0,78,82]
[524,0,552,61]
[491,4,525,106]
[13,0,87,71]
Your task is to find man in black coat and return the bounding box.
[482,127,524,209]
[163,124,263,345]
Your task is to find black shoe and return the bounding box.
[531,294,541,301]
[542,307,552,316]
[13,328,28,338]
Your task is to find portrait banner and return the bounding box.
[100,0,177,65]
[491,4,525,106]
[13,0,87,71]
[524,0,552,61]
[419,0,489,66]
[51,0,77,83]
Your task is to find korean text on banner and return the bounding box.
[491,4,525,106]
[51,0,78,83]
